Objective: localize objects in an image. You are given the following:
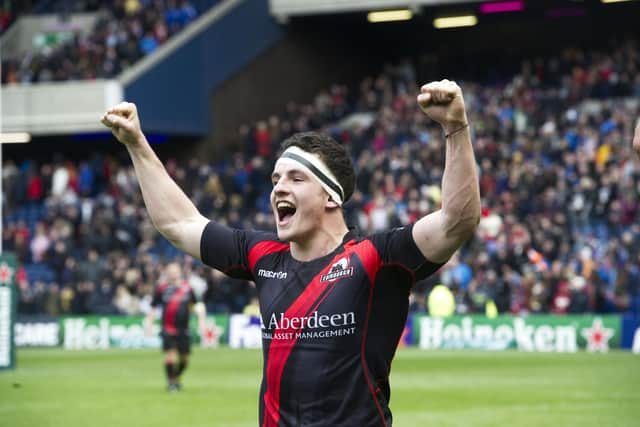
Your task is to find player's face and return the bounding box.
[270,161,329,242]
[166,263,182,285]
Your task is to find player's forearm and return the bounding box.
[193,302,206,318]
[194,302,207,329]
[144,310,155,331]
[439,125,481,242]
[126,136,202,243]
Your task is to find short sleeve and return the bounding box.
[370,224,444,281]
[199,221,276,281]
[151,285,163,307]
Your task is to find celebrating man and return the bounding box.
[102,79,480,426]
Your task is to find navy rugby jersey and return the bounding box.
[151,282,197,335]
[200,222,442,427]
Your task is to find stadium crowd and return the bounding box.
[4,38,640,318]
[1,0,214,83]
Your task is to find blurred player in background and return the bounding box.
[103,79,480,425]
[145,262,206,392]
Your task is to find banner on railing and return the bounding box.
[413,315,621,353]
[0,254,17,369]
[15,317,59,347]
[228,314,262,349]
[14,313,632,353]
[58,314,228,350]
[620,315,640,354]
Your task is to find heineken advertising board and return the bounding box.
[15,318,60,347]
[228,314,262,349]
[0,254,17,369]
[61,314,229,350]
[414,315,620,353]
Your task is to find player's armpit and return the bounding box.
[163,215,210,261]
[412,209,476,264]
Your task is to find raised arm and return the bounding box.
[193,301,207,336]
[412,80,481,263]
[101,102,208,260]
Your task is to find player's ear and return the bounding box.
[326,196,340,209]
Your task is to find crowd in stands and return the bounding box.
[0,1,29,35]
[4,38,640,318]
[1,0,212,83]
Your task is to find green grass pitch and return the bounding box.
[1,348,638,427]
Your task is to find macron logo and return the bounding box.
[258,269,288,279]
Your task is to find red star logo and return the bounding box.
[205,327,216,341]
[580,318,614,353]
[201,320,224,348]
[0,262,14,285]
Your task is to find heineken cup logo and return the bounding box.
[0,263,14,286]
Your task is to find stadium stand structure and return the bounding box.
[1,0,285,136]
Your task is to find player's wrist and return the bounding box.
[441,110,468,132]
[443,121,469,139]
[127,132,147,146]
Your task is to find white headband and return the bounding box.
[275,146,344,206]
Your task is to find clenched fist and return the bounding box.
[417,79,468,134]
[101,102,144,146]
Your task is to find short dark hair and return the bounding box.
[280,131,355,203]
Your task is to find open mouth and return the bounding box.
[276,201,297,224]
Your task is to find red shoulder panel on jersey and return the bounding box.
[348,239,381,284]
[248,240,290,271]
